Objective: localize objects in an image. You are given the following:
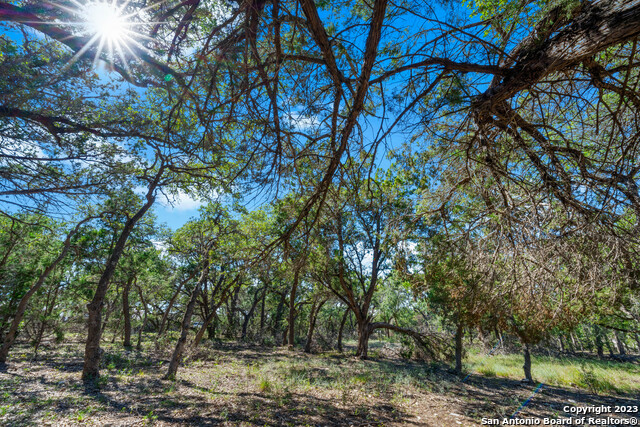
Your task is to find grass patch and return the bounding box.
[466,352,640,394]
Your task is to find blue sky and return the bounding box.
[155,190,203,231]
[1,0,467,233]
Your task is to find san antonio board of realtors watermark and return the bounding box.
[482,405,639,425]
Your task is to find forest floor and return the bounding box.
[0,339,639,426]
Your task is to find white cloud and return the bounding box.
[161,189,203,211]
[288,112,320,131]
[0,137,45,162]
[151,240,167,252]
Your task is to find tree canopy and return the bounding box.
[1,0,639,386]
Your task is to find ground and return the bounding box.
[0,339,638,426]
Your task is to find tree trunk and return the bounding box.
[156,270,197,344]
[304,297,327,353]
[604,330,615,356]
[455,322,463,375]
[32,282,60,359]
[0,218,87,364]
[103,296,115,337]
[523,343,533,383]
[594,325,604,358]
[111,317,123,343]
[241,288,261,341]
[478,325,490,352]
[259,285,267,333]
[634,333,640,354]
[165,261,209,380]
[288,267,300,350]
[571,332,582,353]
[473,0,640,116]
[225,285,241,339]
[194,291,234,348]
[135,282,148,351]
[614,330,626,355]
[193,274,234,348]
[209,314,218,340]
[558,335,566,353]
[567,333,575,353]
[273,291,286,344]
[193,306,217,348]
[337,306,349,353]
[122,277,133,349]
[83,177,159,380]
[355,319,371,359]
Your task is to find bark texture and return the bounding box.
[523,343,533,383]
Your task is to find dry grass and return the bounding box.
[1,340,638,426]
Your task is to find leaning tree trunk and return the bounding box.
[566,334,575,353]
[192,274,232,348]
[193,307,217,348]
[0,218,88,364]
[522,343,533,383]
[614,330,627,356]
[193,283,237,348]
[602,330,615,356]
[241,287,262,341]
[32,281,61,359]
[571,332,582,353]
[164,261,209,380]
[559,335,568,353]
[83,176,160,380]
[156,270,198,345]
[304,297,327,353]
[455,322,464,375]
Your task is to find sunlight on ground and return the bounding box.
[466,352,640,394]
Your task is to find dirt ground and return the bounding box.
[0,341,638,426]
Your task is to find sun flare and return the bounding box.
[83,2,129,44]
[51,0,155,72]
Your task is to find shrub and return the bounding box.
[577,365,616,395]
[478,365,497,377]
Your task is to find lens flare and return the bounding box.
[83,2,128,44]
[48,0,159,74]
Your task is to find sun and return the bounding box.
[83,2,129,44]
[78,0,135,64]
[51,0,153,72]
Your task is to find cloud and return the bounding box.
[288,112,319,131]
[0,137,45,162]
[161,189,203,211]
[151,240,167,252]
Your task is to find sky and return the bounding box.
[155,190,203,231]
[1,0,461,233]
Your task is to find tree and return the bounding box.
[0,215,96,363]
[312,166,449,360]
